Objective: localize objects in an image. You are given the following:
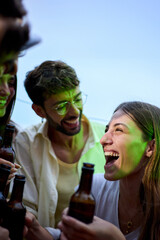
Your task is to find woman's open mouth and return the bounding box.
[104,152,119,167]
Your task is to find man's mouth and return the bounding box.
[63,118,79,128]
[104,152,119,165]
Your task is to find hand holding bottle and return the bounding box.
[0,159,20,184]
[0,226,10,240]
[58,212,125,240]
[24,211,53,240]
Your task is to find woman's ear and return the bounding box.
[32,104,46,118]
[145,139,155,158]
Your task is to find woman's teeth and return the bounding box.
[105,152,119,157]
[0,99,6,107]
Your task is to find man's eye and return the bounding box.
[74,98,82,103]
[56,104,66,110]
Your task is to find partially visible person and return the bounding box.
[14,60,105,231]
[0,0,30,65]
[0,73,20,182]
[58,101,160,240]
[0,1,39,239]
[0,0,31,180]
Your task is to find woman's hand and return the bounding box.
[58,212,125,240]
[24,211,53,240]
[0,226,10,240]
[0,158,21,184]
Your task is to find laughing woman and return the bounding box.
[0,72,20,182]
[58,101,160,240]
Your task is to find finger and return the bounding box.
[59,216,89,240]
[8,173,15,180]
[14,163,21,169]
[60,232,68,240]
[62,207,69,216]
[62,215,86,231]
[23,225,28,237]
[10,168,18,174]
[0,158,14,167]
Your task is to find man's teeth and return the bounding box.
[65,119,78,124]
[105,152,119,157]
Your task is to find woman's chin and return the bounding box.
[0,108,6,117]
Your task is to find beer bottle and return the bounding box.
[0,123,15,163]
[0,123,15,197]
[68,162,95,224]
[3,174,26,240]
[0,124,6,148]
[0,163,11,225]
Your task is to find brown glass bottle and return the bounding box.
[0,123,15,163]
[3,174,26,240]
[68,162,95,224]
[0,164,11,225]
[0,123,15,197]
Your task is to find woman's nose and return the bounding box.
[0,81,10,97]
[100,131,113,146]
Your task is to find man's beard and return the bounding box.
[45,110,82,136]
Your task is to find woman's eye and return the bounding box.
[115,128,123,132]
[8,77,15,87]
[105,127,109,133]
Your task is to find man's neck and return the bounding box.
[47,121,89,164]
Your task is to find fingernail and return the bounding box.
[15,163,21,169]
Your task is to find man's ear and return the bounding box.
[145,139,155,158]
[32,104,46,118]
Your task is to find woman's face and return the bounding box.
[0,73,15,117]
[100,109,149,180]
[0,58,17,117]
[0,60,17,117]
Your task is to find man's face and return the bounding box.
[43,87,83,136]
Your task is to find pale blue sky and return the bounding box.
[12,0,160,127]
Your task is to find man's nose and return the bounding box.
[68,102,80,115]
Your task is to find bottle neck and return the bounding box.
[0,125,6,147]
[78,169,93,193]
[10,180,25,202]
[0,171,10,193]
[3,133,13,148]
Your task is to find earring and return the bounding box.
[41,118,44,123]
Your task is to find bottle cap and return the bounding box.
[82,162,95,171]
[14,174,26,181]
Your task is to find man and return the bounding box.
[14,60,105,230]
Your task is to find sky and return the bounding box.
[12,0,160,127]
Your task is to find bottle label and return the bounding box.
[68,201,95,224]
